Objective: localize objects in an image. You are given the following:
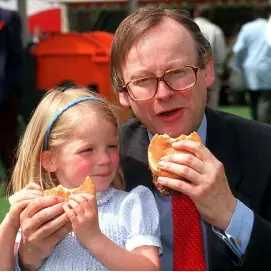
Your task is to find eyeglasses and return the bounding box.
[122,65,198,101]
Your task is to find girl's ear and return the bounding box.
[41,151,56,172]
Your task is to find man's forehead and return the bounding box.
[139,17,192,41]
[127,19,196,59]
[124,21,197,66]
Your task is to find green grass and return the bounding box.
[0,184,9,223]
[219,106,251,120]
[0,157,9,222]
[0,115,25,223]
[0,107,251,223]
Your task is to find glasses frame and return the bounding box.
[122,65,198,101]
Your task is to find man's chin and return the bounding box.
[153,124,190,138]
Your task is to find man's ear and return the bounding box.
[204,58,215,88]
[119,92,131,108]
[41,151,56,173]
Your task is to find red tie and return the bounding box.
[172,194,206,271]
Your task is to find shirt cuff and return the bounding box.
[126,234,163,254]
[225,198,254,254]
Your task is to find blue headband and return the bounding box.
[42,97,108,151]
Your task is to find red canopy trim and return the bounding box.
[69,0,267,7]
[28,8,61,33]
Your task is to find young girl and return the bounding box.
[0,87,161,270]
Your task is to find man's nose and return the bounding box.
[155,81,175,100]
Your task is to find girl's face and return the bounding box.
[48,114,119,192]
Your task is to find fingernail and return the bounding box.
[157,177,165,184]
[172,142,181,147]
[158,161,166,167]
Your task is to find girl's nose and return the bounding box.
[97,151,111,165]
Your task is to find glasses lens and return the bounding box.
[164,67,196,90]
[127,77,157,100]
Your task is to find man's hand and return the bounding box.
[19,196,71,270]
[157,139,237,230]
[8,182,44,230]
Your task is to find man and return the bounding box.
[233,4,271,122]
[0,8,23,188]
[113,5,271,270]
[15,5,271,271]
[193,5,227,109]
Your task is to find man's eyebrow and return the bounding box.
[129,69,153,79]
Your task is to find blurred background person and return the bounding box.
[265,6,271,45]
[0,7,23,189]
[31,24,44,44]
[194,4,227,109]
[25,24,48,51]
[233,3,271,123]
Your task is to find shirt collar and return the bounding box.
[147,114,207,145]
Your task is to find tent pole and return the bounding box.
[17,0,28,46]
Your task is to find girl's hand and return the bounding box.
[63,194,102,249]
[7,182,44,230]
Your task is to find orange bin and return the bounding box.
[32,31,130,122]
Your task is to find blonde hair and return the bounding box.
[11,87,125,194]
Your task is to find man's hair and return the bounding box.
[254,3,271,19]
[11,86,125,194]
[194,4,212,20]
[111,4,213,94]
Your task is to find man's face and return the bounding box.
[120,18,214,137]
